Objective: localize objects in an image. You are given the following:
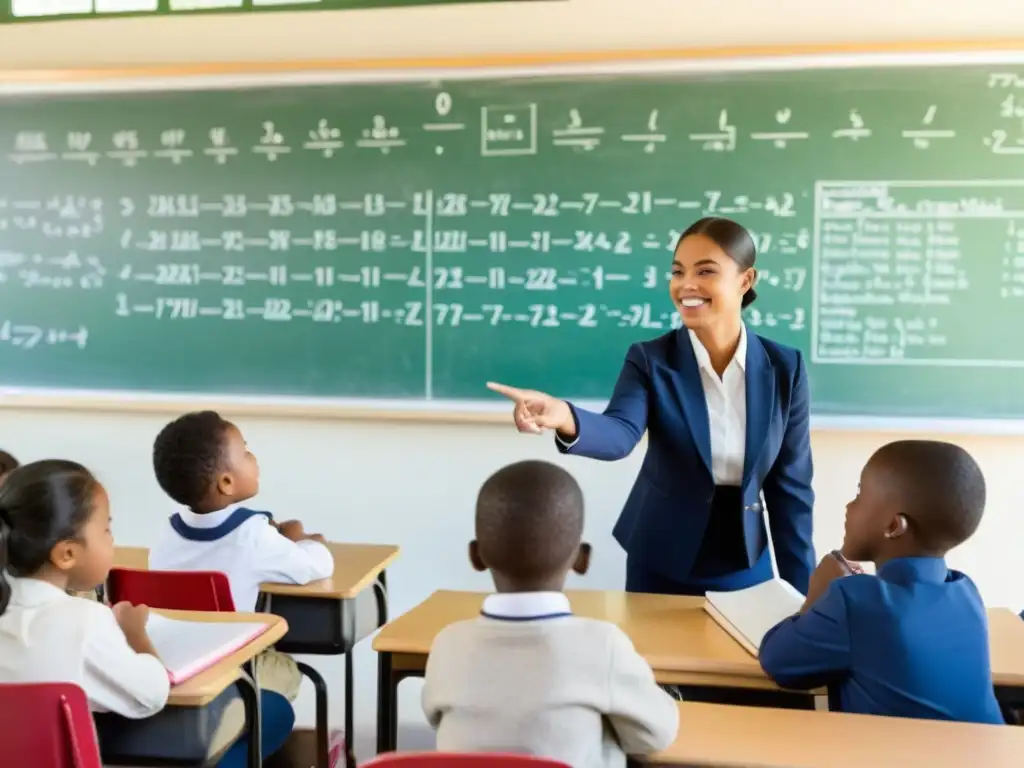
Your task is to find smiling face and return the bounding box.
[669,233,755,330]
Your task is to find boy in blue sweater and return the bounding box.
[760,439,1004,724]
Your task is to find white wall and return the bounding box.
[2,0,1024,757]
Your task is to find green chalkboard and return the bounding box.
[0,0,524,26]
[2,55,1024,420]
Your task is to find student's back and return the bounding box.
[423,461,677,768]
[760,440,1003,724]
[150,411,333,611]
[149,506,327,610]
[426,613,675,768]
[762,558,1001,722]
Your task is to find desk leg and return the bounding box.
[296,662,330,768]
[376,651,397,754]
[237,673,263,768]
[375,571,389,626]
[344,651,355,768]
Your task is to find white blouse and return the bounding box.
[0,575,170,718]
[557,326,749,487]
[687,325,747,486]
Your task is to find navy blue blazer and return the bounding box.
[557,327,815,593]
[759,558,1004,724]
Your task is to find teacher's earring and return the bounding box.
[883,514,909,540]
[572,542,592,576]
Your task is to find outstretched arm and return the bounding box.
[488,344,651,463]
[555,344,651,462]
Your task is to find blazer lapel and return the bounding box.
[675,331,714,478]
[743,330,775,489]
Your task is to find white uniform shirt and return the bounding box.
[423,591,679,768]
[559,326,748,486]
[150,504,334,611]
[0,575,170,718]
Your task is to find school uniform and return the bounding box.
[0,575,256,765]
[422,592,679,768]
[759,557,1005,724]
[0,575,170,717]
[150,504,334,701]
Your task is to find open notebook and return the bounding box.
[703,578,805,657]
[146,614,271,685]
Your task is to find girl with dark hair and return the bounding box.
[489,217,816,596]
[0,460,169,714]
[0,460,296,767]
[0,449,19,486]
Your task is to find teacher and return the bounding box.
[489,217,815,596]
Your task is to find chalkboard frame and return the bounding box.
[3,41,1024,433]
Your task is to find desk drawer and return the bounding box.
[96,685,243,766]
[262,581,383,655]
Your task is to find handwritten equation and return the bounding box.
[5,66,1024,169]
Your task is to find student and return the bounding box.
[150,410,333,702]
[0,459,297,766]
[759,440,1004,724]
[422,460,679,768]
[0,451,101,602]
[0,449,19,485]
[0,459,170,717]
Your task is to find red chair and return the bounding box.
[106,567,332,768]
[363,756,570,768]
[106,567,234,612]
[0,683,103,768]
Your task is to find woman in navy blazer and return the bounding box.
[490,217,815,595]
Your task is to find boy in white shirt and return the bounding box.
[422,460,679,768]
[150,410,334,700]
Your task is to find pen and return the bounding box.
[830,549,860,575]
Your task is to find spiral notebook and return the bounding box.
[146,614,271,685]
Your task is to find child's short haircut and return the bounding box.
[871,440,986,551]
[0,450,19,479]
[475,460,584,581]
[152,411,233,509]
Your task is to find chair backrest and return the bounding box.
[106,567,236,612]
[363,754,570,768]
[0,683,103,768]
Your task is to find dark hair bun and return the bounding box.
[741,287,757,309]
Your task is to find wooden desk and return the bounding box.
[374,590,770,686]
[372,590,1024,753]
[989,608,1024,704]
[259,543,399,600]
[102,610,287,768]
[258,542,399,768]
[113,546,150,570]
[160,609,287,708]
[653,702,1024,767]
